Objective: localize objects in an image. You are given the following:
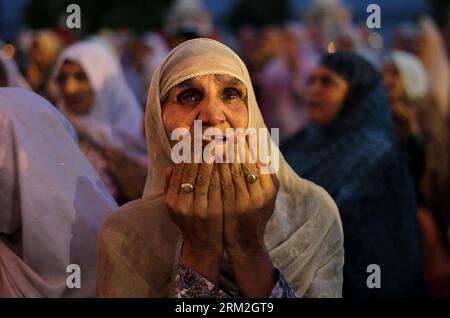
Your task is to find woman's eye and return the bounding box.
[178,90,201,104]
[74,73,88,82]
[182,94,196,102]
[321,77,332,87]
[56,74,67,84]
[223,89,240,100]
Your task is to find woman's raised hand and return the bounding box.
[218,141,280,297]
[219,154,279,254]
[164,162,223,283]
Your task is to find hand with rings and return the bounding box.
[164,139,279,285]
[164,161,224,283]
[180,182,195,193]
[219,140,279,256]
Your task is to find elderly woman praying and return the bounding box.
[97,38,344,298]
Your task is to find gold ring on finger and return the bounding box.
[180,183,195,193]
[245,173,258,184]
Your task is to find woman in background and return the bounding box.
[282,52,425,297]
[54,40,148,204]
[26,30,61,103]
[256,26,307,142]
[414,17,450,119]
[382,50,450,297]
[0,87,116,297]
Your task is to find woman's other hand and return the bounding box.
[219,142,280,297]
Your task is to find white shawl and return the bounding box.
[0,88,117,297]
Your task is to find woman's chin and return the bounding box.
[66,102,92,115]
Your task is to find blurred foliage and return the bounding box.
[427,0,450,27]
[226,0,293,33]
[23,0,174,33]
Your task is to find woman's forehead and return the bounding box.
[60,59,84,72]
[314,65,345,80]
[173,74,246,90]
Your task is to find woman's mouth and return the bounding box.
[308,100,323,109]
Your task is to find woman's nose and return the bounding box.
[196,96,226,127]
[62,77,78,95]
[308,81,321,96]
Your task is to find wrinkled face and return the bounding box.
[56,60,94,115]
[382,63,405,101]
[161,74,248,153]
[306,65,349,126]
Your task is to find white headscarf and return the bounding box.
[384,50,428,101]
[54,40,145,153]
[0,88,117,297]
[0,53,30,88]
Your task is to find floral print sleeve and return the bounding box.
[270,269,298,298]
[174,264,297,298]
